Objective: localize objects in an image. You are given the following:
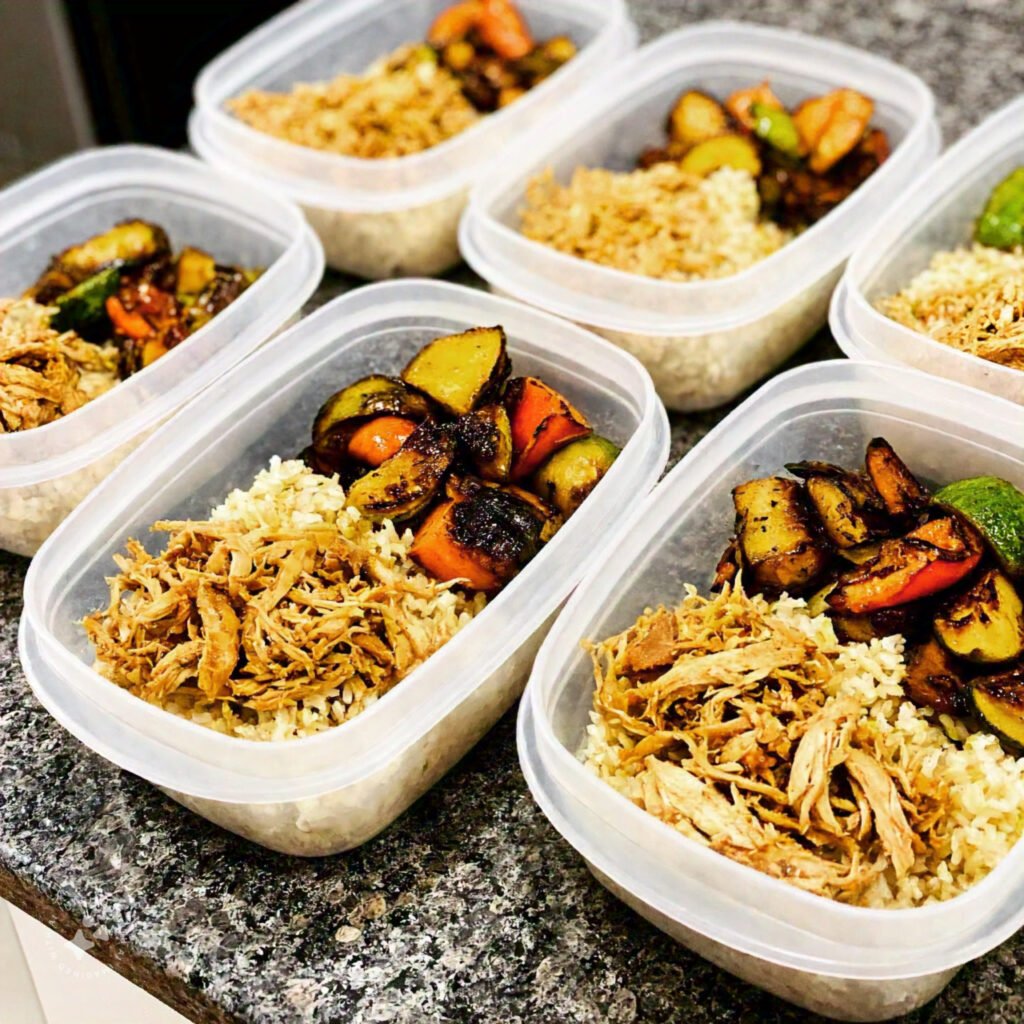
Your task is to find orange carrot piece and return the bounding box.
[477,0,534,60]
[105,295,152,339]
[347,416,418,467]
[427,0,482,46]
[507,377,590,480]
[410,500,502,591]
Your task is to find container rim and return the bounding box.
[0,145,324,487]
[21,279,670,802]
[462,20,939,335]
[835,94,1024,384]
[189,0,634,211]
[521,359,1024,969]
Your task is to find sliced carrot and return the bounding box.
[477,0,534,60]
[410,500,502,591]
[506,377,590,480]
[105,295,152,339]
[347,416,418,468]
[427,0,482,46]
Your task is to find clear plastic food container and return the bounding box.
[519,360,1024,1021]
[19,280,670,857]
[831,95,1024,405]
[0,146,324,558]
[188,0,636,279]
[460,22,940,412]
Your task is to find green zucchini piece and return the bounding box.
[933,476,1024,579]
[50,266,120,334]
[751,102,802,158]
[972,667,1024,748]
[401,326,510,416]
[313,376,433,442]
[975,168,1024,251]
[934,569,1024,664]
[530,434,620,516]
[345,420,454,521]
[456,404,514,482]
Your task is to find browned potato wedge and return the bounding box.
[805,475,885,549]
[345,420,455,521]
[402,326,510,416]
[668,90,728,147]
[865,437,929,519]
[313,375,433,442]
[732,477,830,593]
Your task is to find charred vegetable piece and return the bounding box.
[506,376,591,481]
[828,517,982,615]
[427,0,481,47]
[840,540,885,566]
[833,603,927,644]
[712,538,741,591]
[725,82,782,131]
[531,434,619,516]
[732,477,830,594]
[346,416,418,468]
[668,90,728,147]
[905,638,969,716]
[975,167,1024,251]
[973,666,1024,748]
[105,294,153,340]
[865,438,929,519]
[751,102,803,158]
[679,135,762,178]
[456,404,514,482]
[793,88,874,174]
[402,327,509,416]
[31,220,170,299]
[477,0,534,61]
[175,247,217,299]
[805,474,883,549]
[313,375,433,442]
[50,266,120,335]
[411,482,544,591]
[934,569,1024,665]
[345,420,455,521]
[933,477,1024,580]
[503,484,562,543]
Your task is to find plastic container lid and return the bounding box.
[0,145,323,490]
[460,20,939,336]
[831,95,1024,405]
[520,359,1024,985]
[20,280,669,805]
[189,0,636,212]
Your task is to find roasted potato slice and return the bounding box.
[456,404,514,482]
[865,438,929,519]
[175,247,217,299]
[732,477,830,594]
[668,90,728,147]
[935,569,1024,665]
[313,375,433,442]
[345,420,455,521]
[805,475,884,549]
[402,326,510,416]
[506,376,591,480]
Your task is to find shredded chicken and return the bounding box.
[0,297,119,432]
[584,583,949,905]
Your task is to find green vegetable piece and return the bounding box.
[975,168,1024,251]
[531,434,619,516]
[933,476,1024,578]
[751,102,802,159]
[50,266,120,334]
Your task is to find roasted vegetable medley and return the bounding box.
[24,219,260,378]
[716,439,1024,748]
[303,326,619,592]
[640,82,890,228]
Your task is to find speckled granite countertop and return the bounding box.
[3,2,1024,1022]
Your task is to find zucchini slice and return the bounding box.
[678,134,761,178]
[732,477,830,594]
[456,404,514,482]
[345,420,455,521]
[531,434,619,516]
[313,376,433,442]
[401,327,510,416]
[972,667,1024,748]
[933,476,1024,580]
[934,569,1024,664]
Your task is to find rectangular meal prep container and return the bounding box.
[831,95,1024,405]
[188,0,636,279]
[18,280,670,857]
[518,360,1024,1021]
[0,145,324,558]
[460,21,940,412]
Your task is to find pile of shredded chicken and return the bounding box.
[84,518,456,719]
[0,297,119,432]
[585,584,951,904]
